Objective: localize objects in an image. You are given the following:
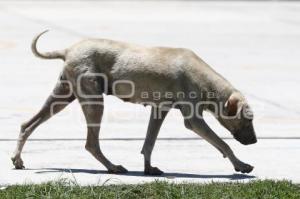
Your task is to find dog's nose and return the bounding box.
[243,137,257,145]
[250,137,257,144]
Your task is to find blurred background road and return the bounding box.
[0,1,300,185]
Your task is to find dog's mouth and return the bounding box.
[238,137,257,145]
[234,132,257,145]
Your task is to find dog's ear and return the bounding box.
[225,94,242,117]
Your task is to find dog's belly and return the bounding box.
[109,69,184,106]
[110,76,178,105]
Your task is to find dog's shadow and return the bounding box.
[33,168,255,180]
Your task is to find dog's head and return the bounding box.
[218,92,257,145]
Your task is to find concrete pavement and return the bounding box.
[0,1,300,185]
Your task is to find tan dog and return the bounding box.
[12,31,257,175]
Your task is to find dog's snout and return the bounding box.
[251,137,257,144]
[243,137,257,145]
[234,130,257,145]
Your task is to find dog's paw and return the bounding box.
[11,157,25,169]
[234,162,253,174]
[108,165,128,174]
[144,166,164,176]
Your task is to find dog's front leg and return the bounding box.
[185,118,254,173]
[141,106,169,175]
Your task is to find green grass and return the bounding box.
[1,180,299,199]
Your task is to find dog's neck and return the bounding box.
[204,79,238,115]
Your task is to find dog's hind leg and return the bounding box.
[78,98,128,174]
[141,106,169,175]
[74,71,128,174]
[12,78,75,169]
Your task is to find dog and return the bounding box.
[12,30,257,175]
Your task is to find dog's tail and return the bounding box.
[31,30,65,60]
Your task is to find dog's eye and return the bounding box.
[244,110,253,120]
